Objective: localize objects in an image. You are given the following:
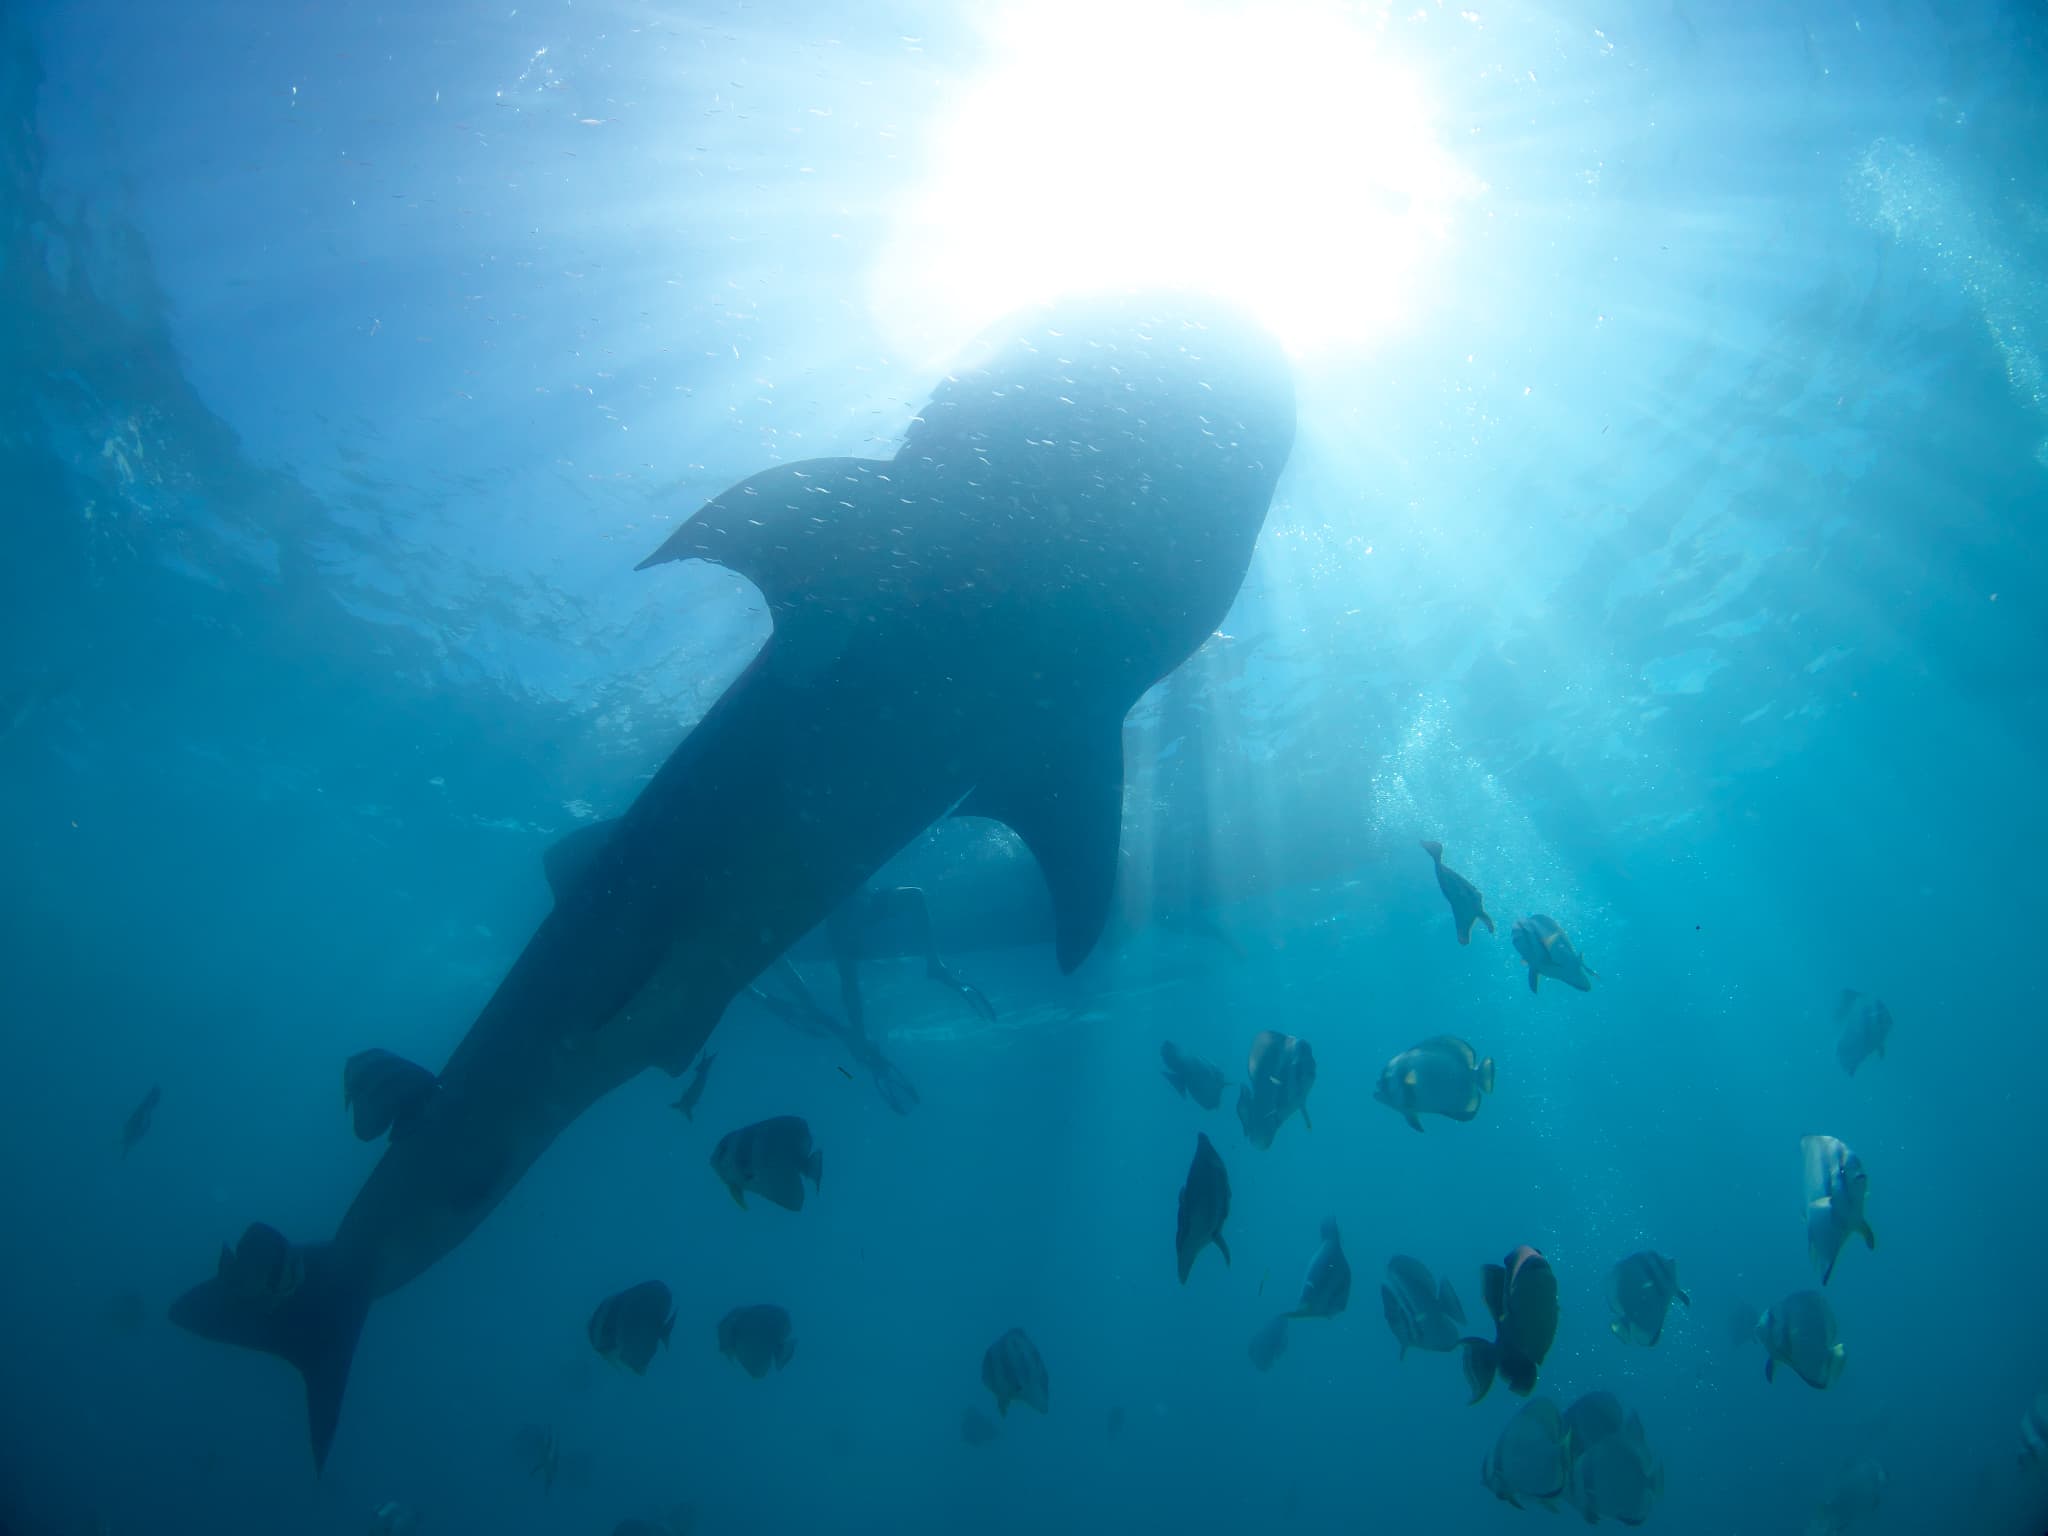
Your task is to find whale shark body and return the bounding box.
[168,293,1296,1469]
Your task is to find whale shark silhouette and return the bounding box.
[168,292,1296,1469]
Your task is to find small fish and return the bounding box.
[1511,914,1596,993]
[1606,1250,1691,1346]
[1759,1289,1846,1390]
[512,1423,559,1492]
[670,1051,717,1120]
[981,1327,1048,1417]
[587,1281,675,1375]
[1373,1035,1495,1132]
[343,1050,438,1142]
[1421,839,1496,944]
[1560,1390,1628,1461]
[369,1502,419,1536]
[1801,1134,1876,1285]
[120,1084,161,1158]
[1248,1312,1290,1372]
[1833,991,1892,1076]
[1235,1030,1316,1150]
[1461,1245,1559,1402]
[1566,1409,1663,1526]
[1288,1219,1351,1319]
[1159,1041,1226,1110]
[1482,1396,1569,1511]
[710,1115,824,1211]
[1809,1450,1886,1535]
[960,1405,999,1446]
[216,1222,305,1310]
[716,1303,795,1379]
[1381,1255,1467,1357]
[2021,1392,2048,1470]
[1174,1132,1233,1283]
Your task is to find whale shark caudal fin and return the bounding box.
[167,1241,369,1473]
[953,717,1124,973]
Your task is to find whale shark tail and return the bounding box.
[168,1238,370,1473]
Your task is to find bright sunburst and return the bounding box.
[872,0,1484,362]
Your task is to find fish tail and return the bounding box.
[1479,911,1495,935]
[1527,967,1540,994]
[168,1238,369,1473]
[1478,1057,1496,1094]
[1459,1337,1497,1403]
[1421,839,1443,860]
[1859,1221,1876,1251]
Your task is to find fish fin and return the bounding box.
[807,1147,824,1190]
[1421,839,1443,861]
[168,1239,368,1474]
[661,1311,675,1346]
[1527,967,1540,994]
[1479,1057,1495,1094]
[1457,919,1472,944]
[1821,1249,1837,1285]
[1859,1221,1875,1251]
[953,717,1124,974]
[1763,1355,1775,1384]
[1481,1264,1507,1323]
[633,456,878,582]
[1440,1279,1465,1323]
[778,1339,796,1370]
[1403,1111,1423,1133]
[1300,1105,1312,1132]
[1459,1338,1496,1403]
[996,1396,1009,1419]
[726,1182,747,1210]
[1478,910,1495,935]
[542,818,621,903]
[1215,1233,1233,1267]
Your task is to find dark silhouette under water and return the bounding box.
[167,291,1297,1470]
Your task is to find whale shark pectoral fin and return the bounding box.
[955,721,1124,973]
[543,818,622,904]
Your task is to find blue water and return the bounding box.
[5,1,2048,1532]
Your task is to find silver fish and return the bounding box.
[1566,1409,1663,1526]
[1248,1312,1290,1371]
[710,1115,823,1212]
[1288,1219,1351,1319]
[981,1327,1048,1417]
[1833,990,1892,1076]
[2022,1392,2048,1470]
[716,1304,795,1379]
[1235,1030,1316,1149]
[1606,1250,1690,1346]
[343,1050,438,1143]
[587,1281,675,1375]
[1759,1289,1846,1390]
[1421,839,1495,944]
[1373,1035,1495,1132]
[1380,1255,1466,1357]
[1801,1134,1876,1285]
[1482,1397,1568,1511]
[1175,1132,1233,1283]
[1160,1041,1226,1110]
[1511,914,1596,993]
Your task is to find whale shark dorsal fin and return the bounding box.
[544,818,621,903]
[954,721,1124,973]
[634,457,887,598]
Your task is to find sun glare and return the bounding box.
[872,0,1483,363]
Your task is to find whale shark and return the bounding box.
[167,291,1296,1470]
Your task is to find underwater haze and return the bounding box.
[4,1,2047,1533]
